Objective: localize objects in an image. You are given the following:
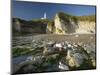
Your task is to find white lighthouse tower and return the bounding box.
[41,12,47,19]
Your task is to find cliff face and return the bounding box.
[47,12,96,34]
[12,18,47,35]
[13,12,96,35]
[76,21,95,33]
[46,21,55,34]
[54,14,78,34]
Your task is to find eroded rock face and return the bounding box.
[54,14,77,34]
[76,21,95,33]
[13,18,47,35]
[47,13,95,34]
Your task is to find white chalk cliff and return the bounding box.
[47,12,95,34]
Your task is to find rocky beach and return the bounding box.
[12,12,96,74]
[12,34,96,74]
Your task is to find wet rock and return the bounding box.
[43,46,56,55]
[73,53,84,67]
[26,56,33,61]
[42,61,51,67]
[84,44,95,54]
[33,55,45,65]
[13,39,96,73]
[44,64,59,72]
[47,41,55,47]
[12,65,21,74]
[50,54,59,59]
[67,43,72,48]
[45,54,59,63]
[59,62,69,70]
[12,55,34,74]
[66,49,88,67]
[22,64,36,73]
[54,43,62,48]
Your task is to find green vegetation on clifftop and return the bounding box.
[57,12,95,22]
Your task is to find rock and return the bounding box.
[54,43,62,48]
[67,44,72,48]
[66,50,73,59]
[73,53,84,67]
[43,46,56,55]
[47,54,59,60]
[63,46,67,50]
[73,43,78,47]
[13,38,95,73]
[59,62,69,70]
[32,40,36,43]
[13,55,28,64]
[84,45,95,54]
[12,65,21,74]
[66,51,85,67]
[42,61,51,67]
[43,42,65,55]
[91,59,96,67]
[89,51,96,67]
[23,65,36,73]
[12,55,34,74]
[33,55,45,65]
[68,57,76,67]
[47,41,55,47]
[26,56,33,61]
[65,41,69,44]
[44,64,59,72]
[45,54,59,64]
[51,54,59,59]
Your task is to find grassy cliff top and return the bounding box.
[13,12,95,24]
[13,17,54,25]
[76,15,96,21]
[57,12,96,22]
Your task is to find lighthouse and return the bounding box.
[41,12,47,19]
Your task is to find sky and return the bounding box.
[12,0,96,20]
